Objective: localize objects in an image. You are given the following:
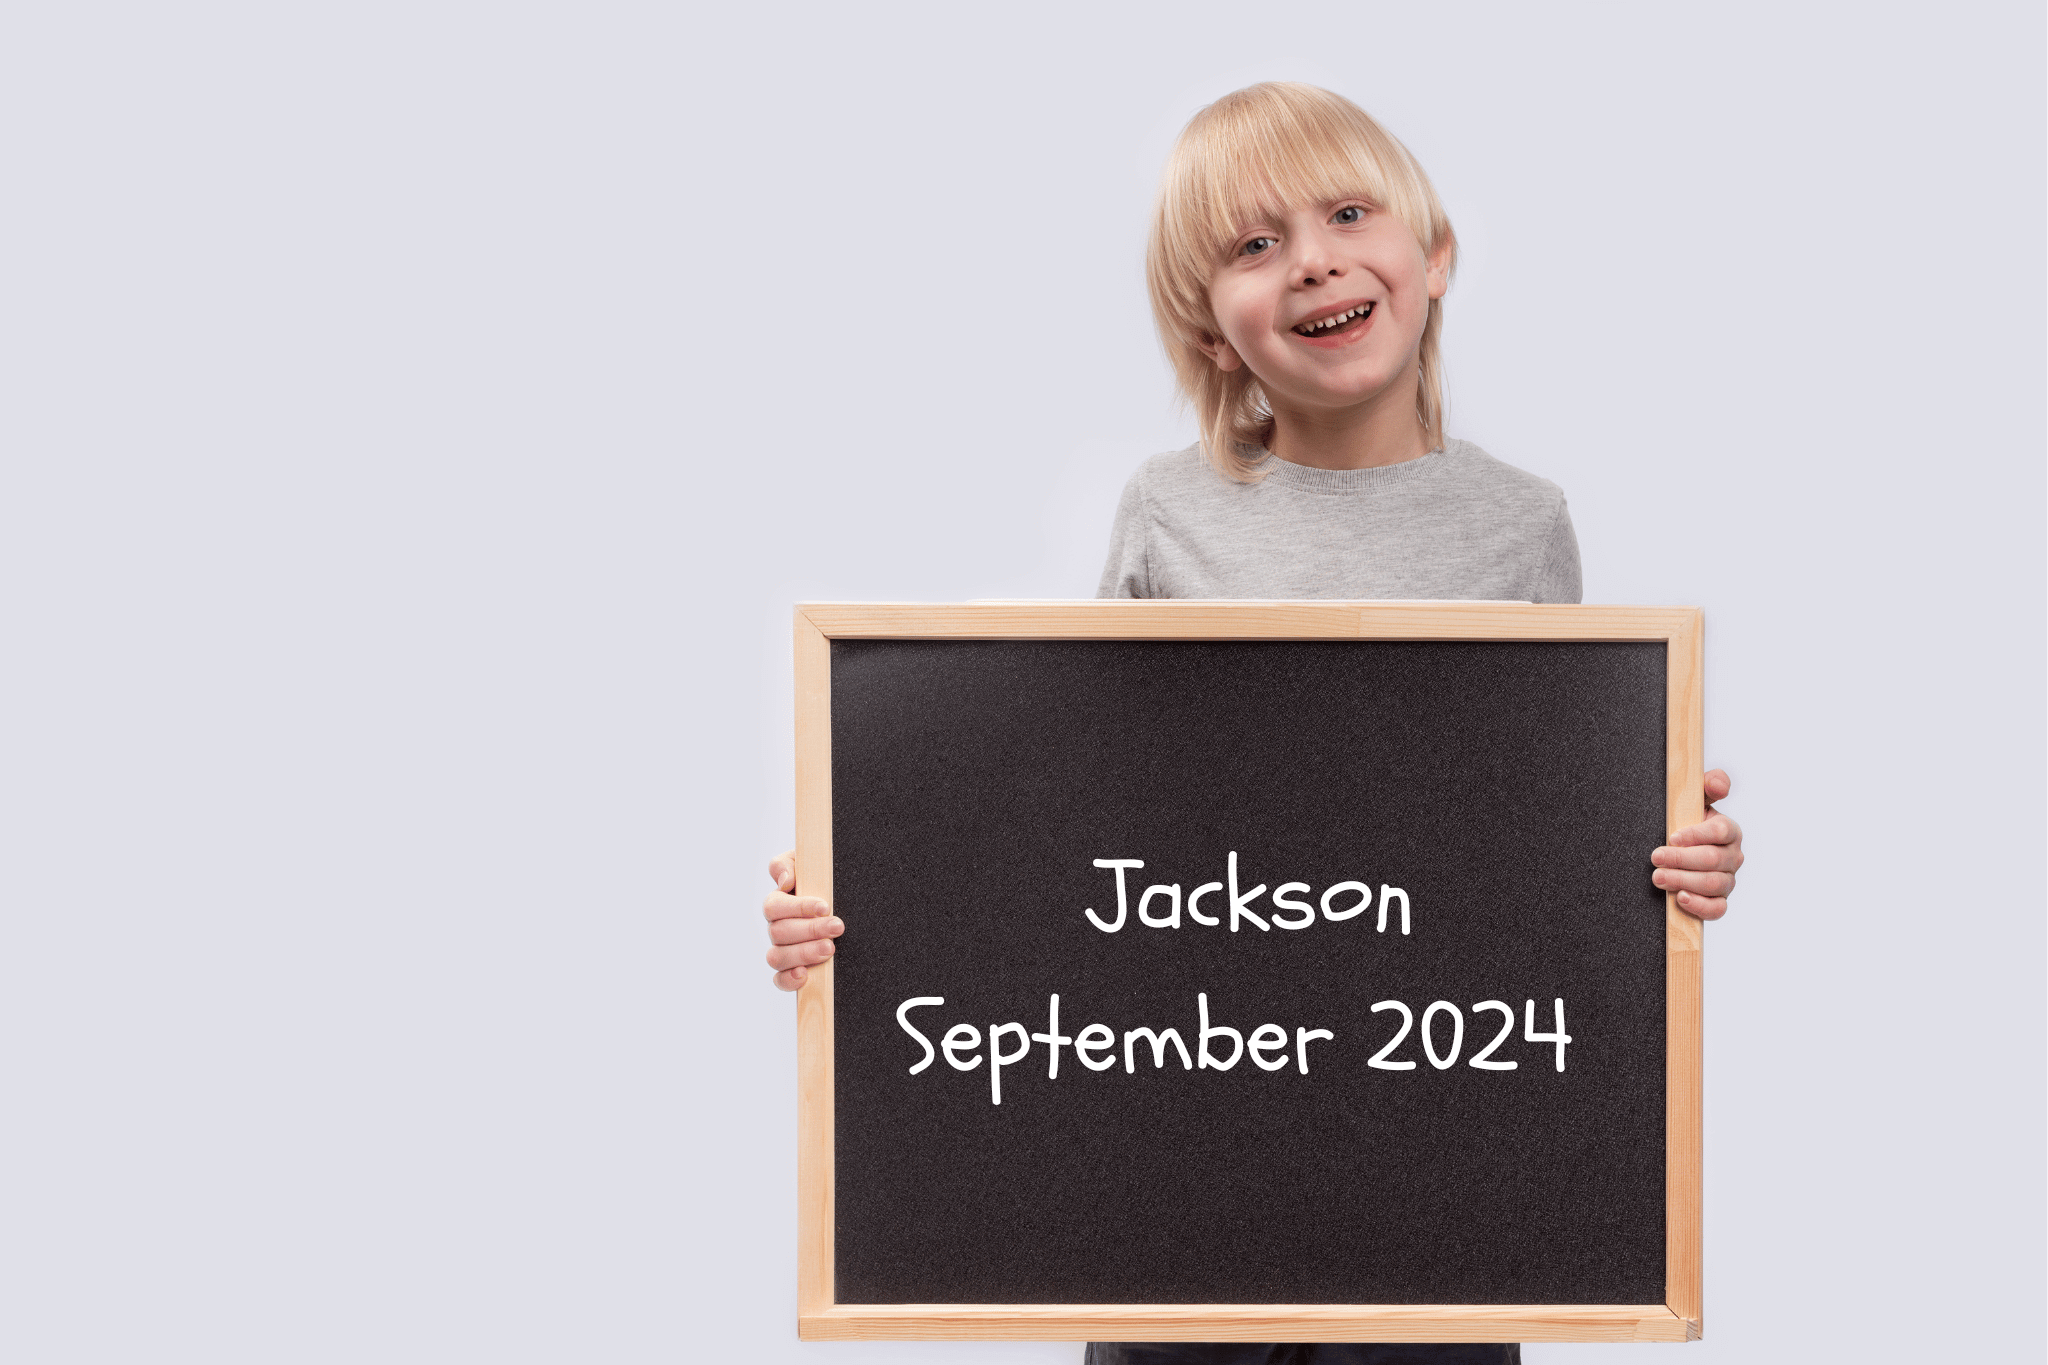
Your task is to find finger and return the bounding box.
[1652,868,1737,898]
[1703,769,1731,805]
[1667,812,1741,848]
[768,849,797,892]
[1673,890,1727,921]
[775,965,808,991]
[769,915,844,947]
[763,890,833,923]
[766,938,837,973]
[1651,842,1740,873]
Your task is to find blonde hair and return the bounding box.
[1146,83,1458,481]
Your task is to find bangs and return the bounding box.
[1179,105,1410,265]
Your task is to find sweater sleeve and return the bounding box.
[1533,497,1584,605]
[1095,469,1151,599]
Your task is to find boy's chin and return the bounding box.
[1270,369,1407,410]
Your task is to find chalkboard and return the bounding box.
[793,603,1703,1344]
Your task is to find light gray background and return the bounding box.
[1,3,2041,1361]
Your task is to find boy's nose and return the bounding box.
[1301,267,1341,285]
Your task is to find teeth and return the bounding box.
[1298,304,1373,335]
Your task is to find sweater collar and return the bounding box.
[1252,441,1457,494]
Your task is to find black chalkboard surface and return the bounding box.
[793,603,1704,1344]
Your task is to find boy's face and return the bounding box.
[1200,197,1451,421]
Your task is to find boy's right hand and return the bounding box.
[762,850,842,991]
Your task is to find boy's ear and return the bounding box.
[1195,331,1243,373]
[1425,234,1455,301]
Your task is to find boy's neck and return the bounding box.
[1265,389,1433,471]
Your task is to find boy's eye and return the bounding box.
[1331,206,1365,225]
[1241,236,1278,256]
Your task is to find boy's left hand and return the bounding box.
[1652,769,1742,921]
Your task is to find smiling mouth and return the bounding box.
[1293,303,1374,337]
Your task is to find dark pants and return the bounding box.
[1084,1346,1520,1365]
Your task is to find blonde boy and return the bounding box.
[761,83,1743,1365]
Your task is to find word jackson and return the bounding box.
[1083,854,1411,934]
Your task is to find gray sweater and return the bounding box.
[1095,439,1581,604]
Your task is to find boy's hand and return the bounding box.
[763,850,842,991]
[1652,770,1742,920]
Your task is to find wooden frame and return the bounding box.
[793,601,1704,1343]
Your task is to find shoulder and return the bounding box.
[1122,444,1228,499]
[1110,444,1244,524]
[1415,438,1572,541]
[1431,438,1568,507]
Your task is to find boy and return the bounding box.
[761,83,1743,1364]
